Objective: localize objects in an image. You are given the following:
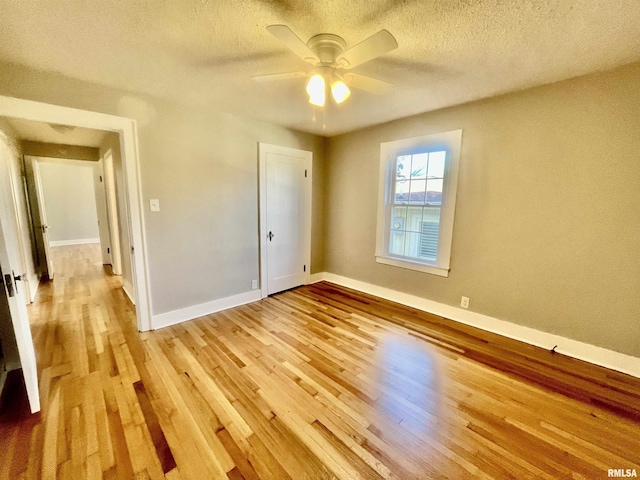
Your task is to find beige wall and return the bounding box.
[38,159,99,243]
[325,62,640,357]
[0,61,326,316]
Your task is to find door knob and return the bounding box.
[12,271,22,294]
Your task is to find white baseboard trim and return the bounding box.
[309,272,640,379]
[122,281,135,306]
[152,290,262,330]
[50,237,100,247]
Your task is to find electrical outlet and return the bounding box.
[251,279,258,290]
[149,199,160,212]
[460,296,470,309]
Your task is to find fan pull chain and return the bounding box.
[322,104,327,131]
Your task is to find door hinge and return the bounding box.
[99,175,103,182]
[131,246,135,254]
[303,265,306,272]
[304,169,307,178]
[107,247,110,254]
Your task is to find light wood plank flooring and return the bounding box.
[1,244,639,479]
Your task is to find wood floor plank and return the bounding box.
[0,244,638,479]
[134,380,177,474]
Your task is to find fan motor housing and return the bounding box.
[307,34,346,65]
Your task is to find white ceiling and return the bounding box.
[3,117,109,147]
[1,0,639,136]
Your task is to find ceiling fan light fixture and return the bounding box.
[306,74,324,96]
[309,93,325,107]
[307,73,326,106]
[260,26,398,111]
[331,80,350,104]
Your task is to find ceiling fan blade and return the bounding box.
[251,71,309,82]
[266,25,320,65]
[336,30,398,69]
[342,73,393,95]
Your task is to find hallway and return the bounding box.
[1,244,639,479]
[1,244,142,479]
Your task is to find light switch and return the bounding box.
[149,199,160,212]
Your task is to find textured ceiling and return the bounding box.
[1,0,639,136]
[4,117,109,147]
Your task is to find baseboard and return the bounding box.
[50,237,100,247]
[152,290,261,330]
[309,272,640,379]
[309,273,325,283]
[122,281,135,306]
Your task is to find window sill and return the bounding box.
[375,255,450,277]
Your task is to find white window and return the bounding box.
[375,130,462,277]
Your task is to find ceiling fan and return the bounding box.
[252,25,398,107]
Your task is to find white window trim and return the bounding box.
[375,129,462,277]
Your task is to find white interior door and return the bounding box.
[5,143,35,304]
[32,160,54,279]
[0,150,40,413]
[259,144,312,297]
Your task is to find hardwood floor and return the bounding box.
[1,244,639,479]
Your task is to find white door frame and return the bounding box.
[102,149,122,275]
[30,159,55,279]
[258,143,312,299]
[93,158,112,265]
[0,95,152,332]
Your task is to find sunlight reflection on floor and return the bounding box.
[373,334,443,438]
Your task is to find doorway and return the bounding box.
[258,143,312,297]
[0,96,151,332]
[28,155,123,280]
